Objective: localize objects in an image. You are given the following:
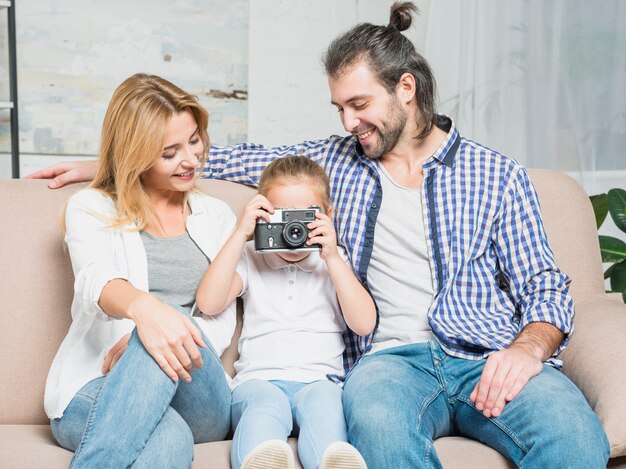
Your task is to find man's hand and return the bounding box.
[470,322,564,418]
[24,160,98,188]
[470,344,543,418]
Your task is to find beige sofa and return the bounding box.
[1,171,625,468]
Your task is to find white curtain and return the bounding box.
[425,0,626,193]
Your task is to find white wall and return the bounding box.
[0,0,250,178]
[3,0,433,177]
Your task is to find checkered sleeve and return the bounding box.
[204,140,335,186]
[493,167,575,362]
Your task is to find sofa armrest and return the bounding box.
[560,295,626,457]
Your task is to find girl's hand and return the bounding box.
[307,212,339,260]
[235,194,274,239]
[130,300,207,383]
[102,333,131,374]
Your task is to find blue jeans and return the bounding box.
[50,328,231,469]
[231,379,347,469]
[343,341,609,469]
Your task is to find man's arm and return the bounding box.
[25,138,337,189]
[206,139,336,187]
[470,167,574,417]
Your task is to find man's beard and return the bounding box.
[362,96,407,160]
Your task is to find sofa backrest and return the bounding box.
[0,171,604,425]
[526,169,605,302]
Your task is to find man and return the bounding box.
[29,2,609,467]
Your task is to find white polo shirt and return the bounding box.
[231,242,347,389]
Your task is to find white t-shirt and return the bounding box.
[367,161,435,355]
[231,242,347,389]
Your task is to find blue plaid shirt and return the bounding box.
[205,116,574,371]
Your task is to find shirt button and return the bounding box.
[371,203,377,209]
[288,296,293,301]
[364,241,370,247]
[290,267,295,272]
[289,280,294,285]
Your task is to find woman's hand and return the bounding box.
[235,194,274,239]
[102,333,131,374]
[129,298,207,383]
[306,212,339,260]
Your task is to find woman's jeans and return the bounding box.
[50,327,231,469]
[230,379,347,469]
[343,341,610,469]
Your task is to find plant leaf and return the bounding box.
[609,260,626,292]
[604,264,616,279]
[599,236,626,262]
[608,188,626,233]
[589,193,608,228]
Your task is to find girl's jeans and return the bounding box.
[230,379,347,469]
[50,326,231,469]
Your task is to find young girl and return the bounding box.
[196,156,375,469]
[45,74,235,468]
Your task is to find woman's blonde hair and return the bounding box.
[92,73,209,230]
[258,156,332,211]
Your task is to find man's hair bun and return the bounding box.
[389,1,419,32]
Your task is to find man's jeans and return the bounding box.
[343,341,609,469]
[50,328,231,469]
[230,379,347,469]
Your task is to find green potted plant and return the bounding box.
[589,189,626,302]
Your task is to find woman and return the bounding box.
[44,73,236,468]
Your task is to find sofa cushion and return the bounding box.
[0,425,518,469]
[0,425,72,468]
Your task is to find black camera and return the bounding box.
[254,206,322,253]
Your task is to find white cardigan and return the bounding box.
[44,188,237,419]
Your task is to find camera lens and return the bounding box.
[282,221,308,248]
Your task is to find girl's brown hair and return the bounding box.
[258,156,332,211]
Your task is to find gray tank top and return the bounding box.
[139,230,209,315]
